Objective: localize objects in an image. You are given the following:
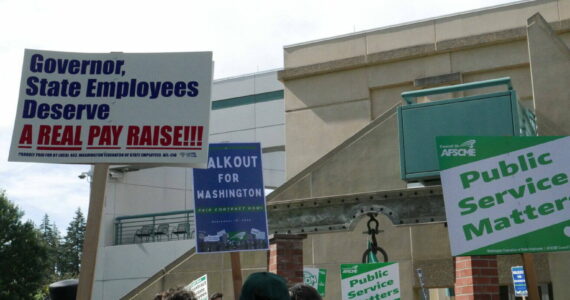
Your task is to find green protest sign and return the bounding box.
[340,262,400,300]
[437,136,570,256]
[303,267,327,296]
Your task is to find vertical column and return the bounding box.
[268,234,307,285]
[454,256,499,300]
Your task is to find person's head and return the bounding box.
[210,292,223,300]
[289,283,322,300]
[155,287,197,300]
[239,272,290,300]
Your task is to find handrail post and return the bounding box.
[152,216,156,242]
[186,211,190,240]
[118,221,122,245]
[114,221,118,245]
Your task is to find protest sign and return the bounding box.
[185,274,208,300]
[511,266,528,297]
[340,262,400,300]
[193,143,269,253]
[304,267,327,297]
[10,49,213,167]
[438,136,570,256]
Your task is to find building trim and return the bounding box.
[283,0,537,50]
[278,20,570,81]
[212,90,284,110]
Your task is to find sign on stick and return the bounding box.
[511,266,528,297]
[193,143,269,253]
[340,262,400,300]
[185,274,208,300]
[304,267,327,297]
[9,49,213,166]
[438,136,570,256]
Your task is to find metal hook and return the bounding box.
[362,213,388,263]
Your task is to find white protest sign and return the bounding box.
[304,267,327,296]
[10,49,213,167]
[438,136,570,256]
[185,274,208,300]
[340,262,400,300]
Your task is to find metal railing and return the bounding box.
[114,210,195,245]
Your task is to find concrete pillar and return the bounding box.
[527,13,570,135]
[268,234,307,285]
[454,256,499,300]
[527,13,570,298]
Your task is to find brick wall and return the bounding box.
[268,234,307,285]
[454,256,500,300]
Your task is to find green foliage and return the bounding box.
[59,208,86,277]
[39,214,62,275]
[0,190,87,298]
[0,191,50,300]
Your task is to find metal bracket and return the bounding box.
[268,186,445,234]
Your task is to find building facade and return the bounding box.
[92,70,284,299]
[120,1,570,299]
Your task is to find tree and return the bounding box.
[0,190,50,300]
[39,214,61,275]
[60,207,86,276]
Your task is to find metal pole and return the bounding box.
[416,268,429,300]
[77,164,109,300]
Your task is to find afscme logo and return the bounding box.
[441,148,476,157]
[342,266,359,274]
[459,139,476,148]
[440,139,477,157]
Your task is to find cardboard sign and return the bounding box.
[185,274,208,300]
[193,143,269,253]
[511,266,528,297]
[340,262,400,300]
[303,267,327,297]
[9,49,213,167]
[438,136,570,256]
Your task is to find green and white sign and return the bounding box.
[303,267,327,297]
[340,262,400,300]
[438,136,570,256]
[185,274,208,300]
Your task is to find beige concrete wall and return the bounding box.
[278,2,570,299]
[128,251,268,300]
[302,216,416,299]
[284,0,564,69]
[286,99,371,178]
[129,2,570,300]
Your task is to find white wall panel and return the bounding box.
[255,99,285,127]
[210,105,255,134]
[254,71,283,93]
[113,184,186,216]
[255,125,284,148]
[212,76,254,101]
[209,129,256,143]
[122,167,187,190]
[263,169,286,188]
[262,151,285,171]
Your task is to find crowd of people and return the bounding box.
[154,272,322,300]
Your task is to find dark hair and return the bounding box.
[239,272,290,300]
[155,287,197,300]
[289,284,321,300]
[210,292,223,299]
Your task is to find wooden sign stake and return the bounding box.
[231,252,243,300]
[522,253,540,300]
[76,164,109,300]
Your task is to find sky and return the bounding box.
[0,0,521,230]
